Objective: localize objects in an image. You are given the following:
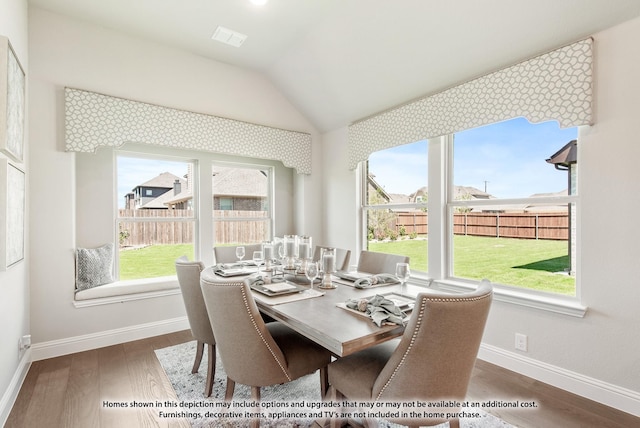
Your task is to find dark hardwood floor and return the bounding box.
[6,330,639,428]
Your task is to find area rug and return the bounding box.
[155,341,515,428]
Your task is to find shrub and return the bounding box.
[388,229,399,241]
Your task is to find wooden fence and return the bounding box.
[395,211,569,240]
[118,209,269,246]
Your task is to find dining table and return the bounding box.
[201,265,431,357]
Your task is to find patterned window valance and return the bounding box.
[348,38,593,170]
[65,88,313,174]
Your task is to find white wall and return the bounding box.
[27,7,321,349]
[322,18,640,415]
[0,0,29,424]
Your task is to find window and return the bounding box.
[212,164,272,247]
[218,197,233,211]
[364,140,428,273]
[361,118,578,297]
[449,118,578,296]
[117,155,196,280]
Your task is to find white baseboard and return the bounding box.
[31,316,190,361]
[478,343,640,418]
[0,348,32,427]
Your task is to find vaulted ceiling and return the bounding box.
[28,0,640,132]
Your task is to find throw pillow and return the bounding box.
[75,243,115,291]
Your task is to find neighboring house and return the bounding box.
[210,166,268,211]
[367,174,391,204]
[409,185,493,204]
[129,166,268,211]
[124,172,186,209]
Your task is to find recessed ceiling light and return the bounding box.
[250,0,268,5]
[211,26,247,47]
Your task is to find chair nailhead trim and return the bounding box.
[240,285,292,382]
[202,278,292,381]
[375,291,491,401]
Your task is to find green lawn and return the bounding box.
[119,244,194,280]
[119,236,575,295]
[369,235,575,295]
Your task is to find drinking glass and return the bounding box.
[305,261,319,288]
[252,251,263,266]
[235,246,245,262]
[395,262,411,291]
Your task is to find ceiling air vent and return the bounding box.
[211,26,247,47]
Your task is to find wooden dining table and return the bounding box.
[201,266,429,357]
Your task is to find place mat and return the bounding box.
[252,288,325,305]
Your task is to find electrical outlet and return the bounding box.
[19,335,31,351]
[515,333,528,352]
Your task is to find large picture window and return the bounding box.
[362,118,579,297]
[449,118,578,295]
[364,140,428,273]
[116,155,196,280]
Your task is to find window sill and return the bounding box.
[73,276,180,308]
[439,279,587,317]
[412,275,587,318]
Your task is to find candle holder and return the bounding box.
[319,247,337,289]
[283,235,298,270]
[297,236,312,274]
[262,241,274,271]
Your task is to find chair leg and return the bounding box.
[250,386,261,428]
[192,340,204,374]
[448,418,460,428]
[329,388,344,428]
[319,366,329,399]
[251,386,261,401]
[204,343,215,397]
[224,377,235,401]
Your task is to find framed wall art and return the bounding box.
[0,36,25,163]
[0,158,25,270]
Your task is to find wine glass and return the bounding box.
[235,246,245,264]
[252,251,263,267]
[305,261,319,288]
[395,262,411,293]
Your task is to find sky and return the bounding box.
[368,117,578,199]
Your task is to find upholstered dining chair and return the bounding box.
[214,243,262,264]
[313,245,352,271]
[327,281,493,428]
[175,257,216,397]
[200,270,332,423]
[356,250,410,275]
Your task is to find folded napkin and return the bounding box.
[222,261,258,268]
[353,273,400,289]
[246,274,285,287]
[346,294,407,326]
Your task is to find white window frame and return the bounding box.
[437,135,585,317]
[360,135,586,317]
[115,152,199,281]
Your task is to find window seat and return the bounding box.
[74,276,180,307]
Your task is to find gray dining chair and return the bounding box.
[356,250,409,275]
[200,269,332,427]
[327,281,493,428]
[313,245,352,271]
[175,257,216,397]
[213,243,262,264]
